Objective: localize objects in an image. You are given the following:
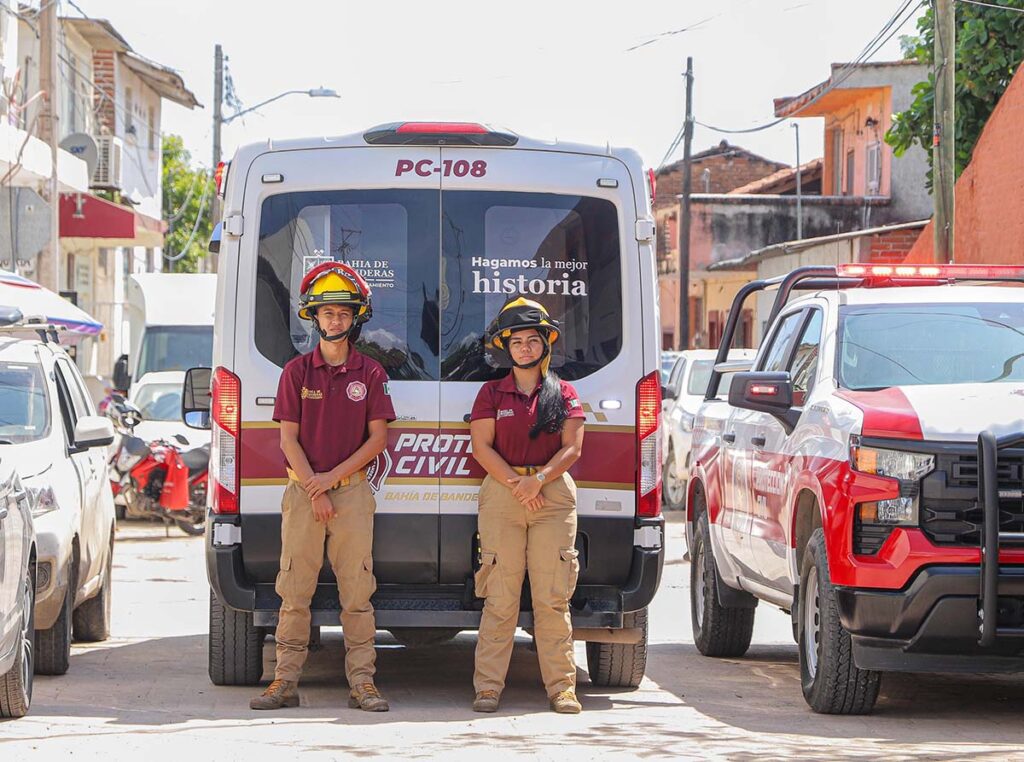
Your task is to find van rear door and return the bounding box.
[436,147,640,586]
[236,146,442,584]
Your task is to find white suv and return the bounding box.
[0,318,116,675]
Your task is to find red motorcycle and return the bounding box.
[108,398,208,536]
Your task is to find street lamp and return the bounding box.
[211,44,340,178]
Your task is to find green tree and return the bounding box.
[886,0,1024,189]
[162,134,215,273]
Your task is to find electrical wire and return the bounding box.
[656,0,923,163]
[163,170,211,263]
[956,0,1024,12]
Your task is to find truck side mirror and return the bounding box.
[113,354,131,393]
[728,371,800,433]
[661,383,676,401]
[182,366,213,430]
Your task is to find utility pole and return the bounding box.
[206,44,224,274]
[38,0,60,291]
[933,0,955,263]
[792,122,803,240]
[677,57,694,351]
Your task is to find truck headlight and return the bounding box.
[850,437,934,481]
[850,436,934,527]
[27,484,58,517]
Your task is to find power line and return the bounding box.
[164,170,212,263]
[955,0,1024,11]
[656,0,922,161]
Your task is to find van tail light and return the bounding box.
[210,366,240,514]
[647,168,657,206]
[214,161,229,198]
[636,371,662,518]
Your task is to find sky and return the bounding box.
[69,0,927,173]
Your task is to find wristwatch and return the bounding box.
[535,471,547,483]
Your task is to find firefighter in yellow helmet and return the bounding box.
[251,262,395,712]
[468,297,586,714]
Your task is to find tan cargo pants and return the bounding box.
[473,472,580,697]
[274,477,377,686]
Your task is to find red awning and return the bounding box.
[59,192,165,246]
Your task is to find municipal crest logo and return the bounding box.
[347,380,368,402]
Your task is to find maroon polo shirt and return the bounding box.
[470,373,585,467]
[273,346,396,473]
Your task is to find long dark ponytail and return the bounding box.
[529,369,567,439]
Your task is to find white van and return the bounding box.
[189,122,664,688]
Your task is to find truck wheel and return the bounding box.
[662,444,686,511]
[209,591,264,686]
[35,565,74,676]
[0,564,35,718]
[586,608,648,688]
[73,537,113,642]
[799,528,881,714]
[691,510,755,657]
[388,628,461,648]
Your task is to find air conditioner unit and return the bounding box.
[91,135,124,191]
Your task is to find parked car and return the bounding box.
[0,461,35,718]
[661,349,756,510]
[688,263,1024,715]
[188,121,664,688]
[0,315,117,676]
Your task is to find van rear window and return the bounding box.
[254,189,622,382]
[441,191,622,381]
[255,189,441,379]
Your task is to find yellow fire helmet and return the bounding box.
[297,262,373,323]
[485,297,560,373]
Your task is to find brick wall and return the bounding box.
[867,227,923,264]
[905,62,1024,264]
[92,50,116,134]
[655,143,788,209]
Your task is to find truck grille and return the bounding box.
[920,451,1024,546]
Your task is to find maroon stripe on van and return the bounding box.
[239,425,634,485]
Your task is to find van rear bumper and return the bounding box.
[206,515,665,628]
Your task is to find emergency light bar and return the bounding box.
[363,122,519,147]
[837,263,1024,281]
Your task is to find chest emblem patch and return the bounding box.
[347,380,368,402]
[301,386,323,400]
[497,408,515,419]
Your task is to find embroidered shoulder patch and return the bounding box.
[568,398,581,409]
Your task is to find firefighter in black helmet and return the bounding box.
[468,297,586,714]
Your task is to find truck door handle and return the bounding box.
[722,433,736,444]
[751,436,766,447]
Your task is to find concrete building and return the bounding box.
[9,10,198,389]
[658,60,934,350]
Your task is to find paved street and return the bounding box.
[2,514,1024,760]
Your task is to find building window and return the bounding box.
[65,53,78,135]
[124,87,134,137]
[866,142,881,195]
[845,149,856,196]
[830,128,843,194]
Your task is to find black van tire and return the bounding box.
[0,564,35,718]
[209,591,264,686]
[691,510,755,657]
[799,528,881,714]
[35,564,74,676]
[586,608,648,688]
[73,538,113,642]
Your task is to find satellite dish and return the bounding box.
[59,133,99,179]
